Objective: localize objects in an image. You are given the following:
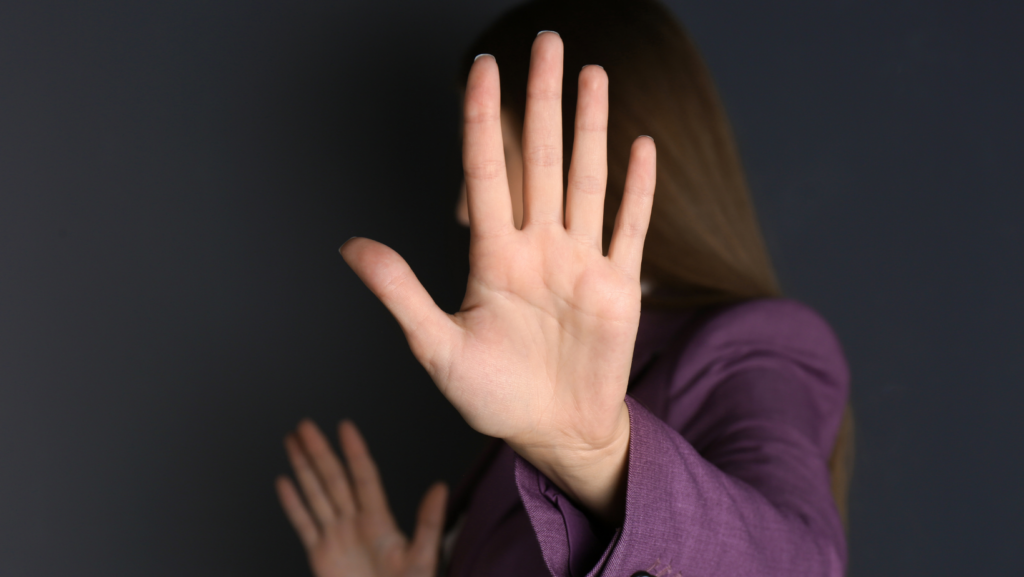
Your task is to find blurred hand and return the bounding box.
[276,420,447,577]
[339,32,654,524]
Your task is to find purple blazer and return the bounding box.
[442,299,849,577]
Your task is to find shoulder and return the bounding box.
[630,298,849,427]
[679,298,850,411]
[688,298,846,367]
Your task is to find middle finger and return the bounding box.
[296,419,357,519]
[284,433,337,526]
[521,31,564,228]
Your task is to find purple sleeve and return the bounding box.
[514,300,849,577]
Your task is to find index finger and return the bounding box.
[463,54,514,238]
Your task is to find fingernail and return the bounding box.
[582,64,604,70]
[639,135,654,140]
[537,30,559,36]
[474,53,491,61]
[339,237,356,252]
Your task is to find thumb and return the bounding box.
[340,237,458,376]
[407,482,449,571]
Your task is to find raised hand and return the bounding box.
[341,32,655,523]
[276,420,447,577]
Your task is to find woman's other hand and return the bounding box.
[340,32,655,524]
[276,420,448,577]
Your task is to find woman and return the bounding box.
[275,0,853,575]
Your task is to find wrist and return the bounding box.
[511,401,631,526]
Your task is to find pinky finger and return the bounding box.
[275,476,321,550]
[607,135,656,278]
[407,482,449,573]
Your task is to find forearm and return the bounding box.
[516,396,847,577]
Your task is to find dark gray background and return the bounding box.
[1,0,1021,575]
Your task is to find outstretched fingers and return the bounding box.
[607,136,656,278]
[565,64,609,248]
[521,31,564,227]
[340,238,458,377]
[463,54,514,237]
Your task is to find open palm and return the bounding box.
[342,33,655,514]
[276,420,447,577]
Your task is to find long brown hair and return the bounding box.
[463,0,853,529]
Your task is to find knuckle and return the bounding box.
[378,270,408,299]
[524,144,561,167]
[464,158,505,181]
[526,85,561,101]
[352,460,380,484]
[626,180,655,202]
[622,220,648,238]
[614,220,647,240]
[576,117,608,133]
[570,174,605,196]
[324,469,343,486]
[463,93,499,125]
[355,470,377,486]
[463,105,499,125]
